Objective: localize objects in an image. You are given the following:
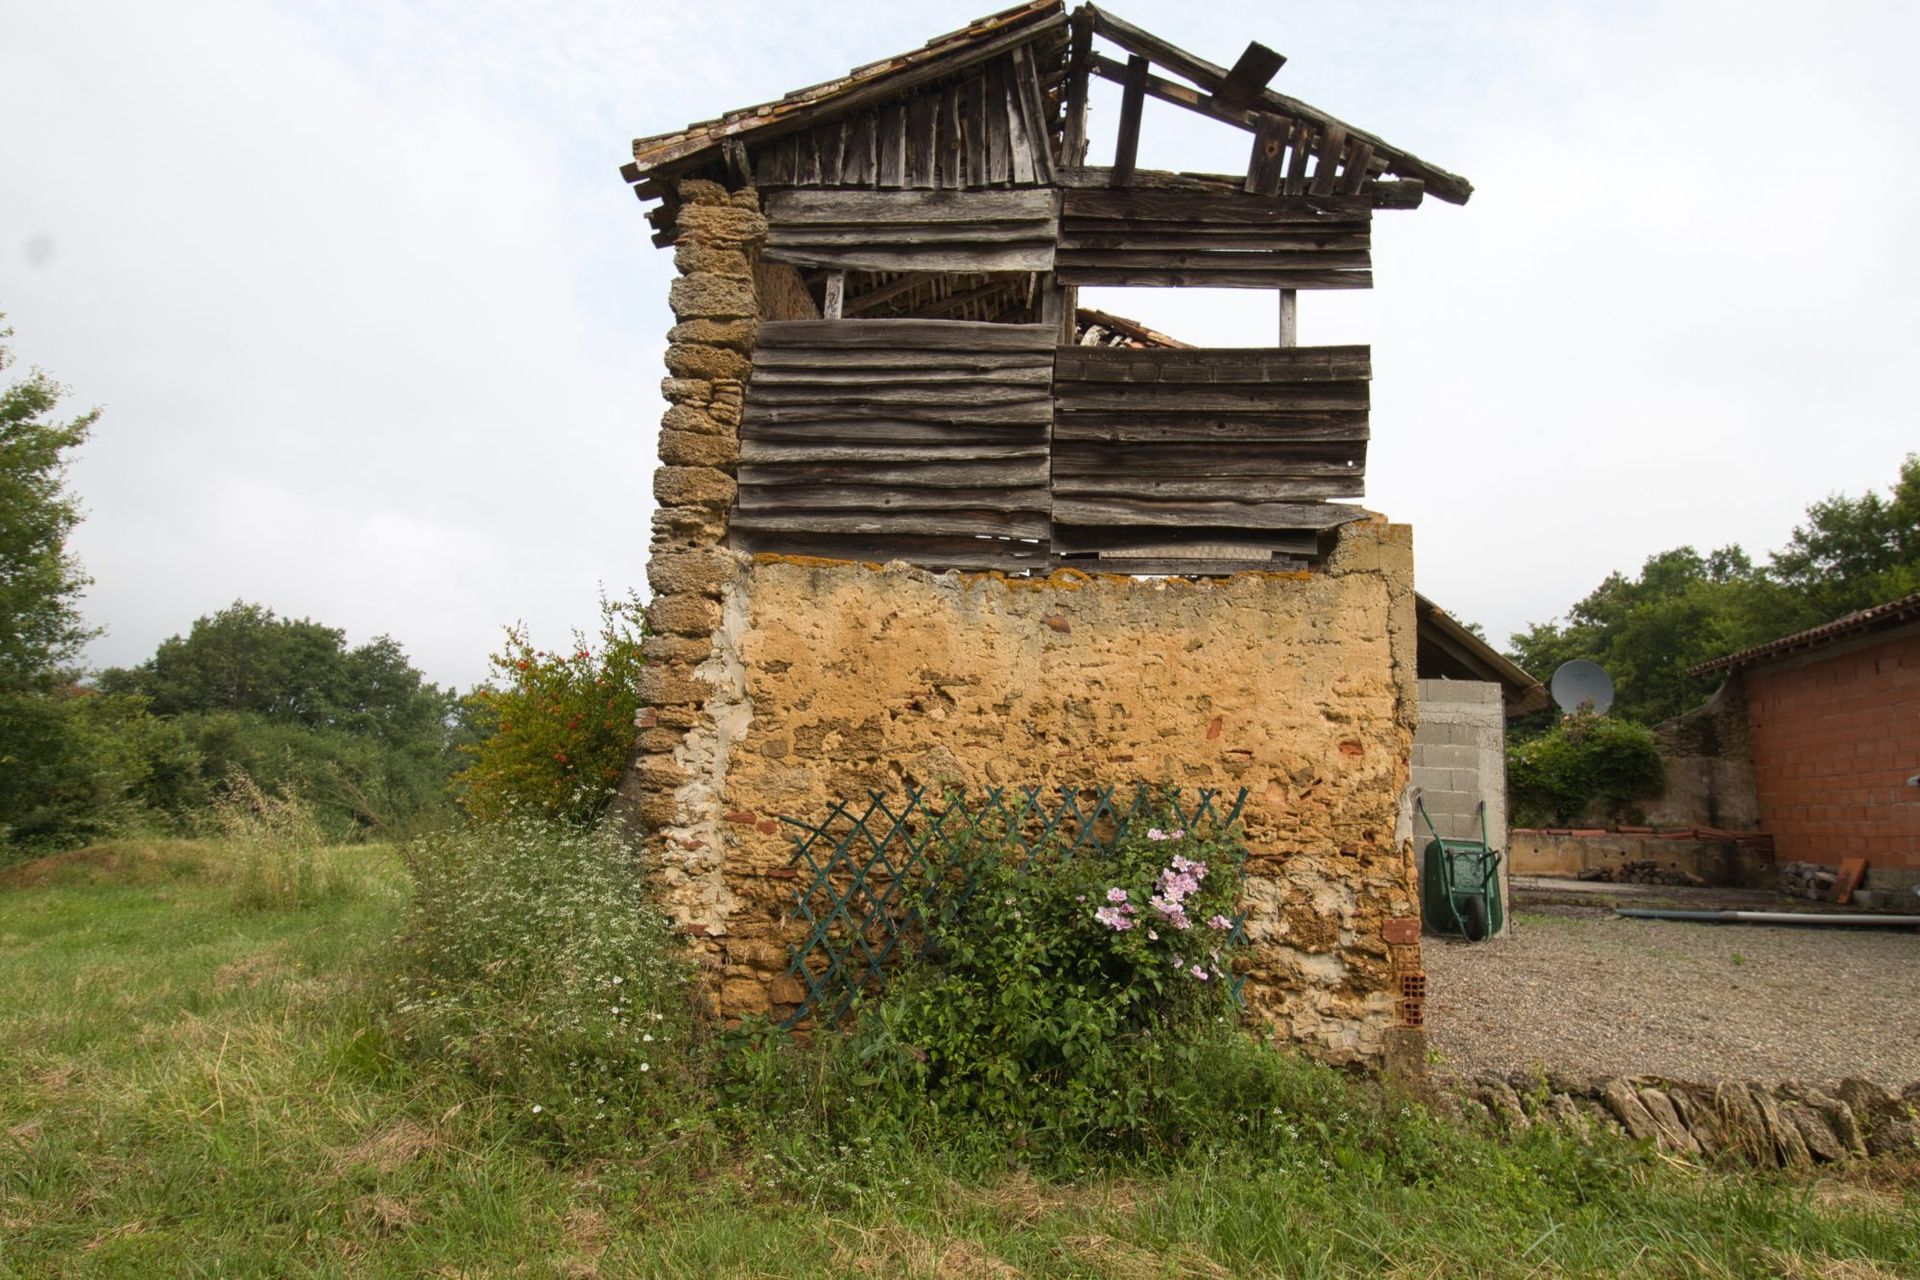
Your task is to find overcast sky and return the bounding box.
[3,0,1915,689]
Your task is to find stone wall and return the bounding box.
[1506,830,1776,888]
[618,179,1428,1068]
[1408,679,1509,933]
[1646,680,1761,830]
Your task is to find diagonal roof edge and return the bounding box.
[1415,594,1549,716]
[1688,591,1920,677]
[627,1,1066,177]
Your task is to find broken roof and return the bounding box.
[1690,591,1920,677]
[621,2,1471,205]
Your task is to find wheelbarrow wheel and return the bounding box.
[1460,894,1490,942]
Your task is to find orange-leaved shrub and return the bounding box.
[454,595,645,826]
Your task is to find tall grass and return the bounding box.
[0,833,1914,1277]
[205,769,346,910]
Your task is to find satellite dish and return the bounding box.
[1550,660,1615,716]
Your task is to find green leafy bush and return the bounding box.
[1507,709,1665,826]
[454,596,645,826]
[829,814,1254,1158]
[388,814,696,1154]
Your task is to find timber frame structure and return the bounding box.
[622,0,1471,574]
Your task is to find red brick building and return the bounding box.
[1692,593,1920,880]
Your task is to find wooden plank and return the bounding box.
[797,129,823,186]
[1284,118,1312,196]
[878,103,907,186]
[768,185,1057,224]
[1279,288,1297,347]
[1054,344,1370,381]
[1052,412,1368,442]
[1061,228,1368,251]
[940,86,964,189]
[826,122,851,185]
[750,381,1052,408]
[757,318,1057,351]
[821,271,844,320]
[745,401,1053,428]
[765,245,1056,274]
[1011,44,1057,184]
[986,59,1012,183]
[732,509,1049,539]
[1216,41,1287,109]
[1051,444,1363,476]
[1246,112,1288,196]
[1112,54,1149,186]
[907,93,938,189]
[1055,382,1368,412]
[1310,124,1347,197]
[1053,475,1362,499]
[756,362,1054,388]
[1051,496,1368,529]
[737,484,1050,512]
[967,73,990,186]
[841,270,940,316]
[1002,56,1037,184]
[743,421,1042,446]
[1055,266,1370,289]
[1055,249,1369,271]
[844,113,875,186]
[741,440,1048,464]
[752,347,1052,372]
[1052,525,1323,555]
[732,531,1048,572]
[1340,141,1374,195]
[1082,3,1470,203]
[1063,187,1369,225]
[1061,11,1094,164]
[1063,164,1422,209]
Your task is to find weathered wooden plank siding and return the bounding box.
[761,189,1058,274]
[735,319,1057,570]
[1050,343,1372,566]
[1057,189,1371,289]
[750,52,1057,193]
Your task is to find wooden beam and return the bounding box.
[1279,289,1297,347]
[1083,3,1472,204]
[1216,41,1286,109]
[1245,112,1287,195]
[822,270,845,320]
[1112,54,1149,187]
[1090,52,1254,133]
[842,271,939,316]
[1061,6,1095,164]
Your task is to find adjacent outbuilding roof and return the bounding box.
[1415,594,1549,717]
[1689,591,1920,677]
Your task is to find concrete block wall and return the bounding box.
[1408,678,1509,932]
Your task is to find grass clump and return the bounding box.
[387,812,698,1153]
[206,769,348,911]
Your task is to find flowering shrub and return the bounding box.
[1507,708,1665,826]
[852,809,1247,1154]
[388,814,696,1153]
[454,594,645,827]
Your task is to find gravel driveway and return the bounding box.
[1422,905,1920,1087]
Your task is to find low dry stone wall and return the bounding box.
[1459,1072,1920,1167]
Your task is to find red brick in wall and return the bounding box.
[1745,630,1920,869]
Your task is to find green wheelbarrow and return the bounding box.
[1414,792,1503,942]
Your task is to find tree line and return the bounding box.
[0,315,641,861]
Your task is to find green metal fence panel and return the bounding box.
[776,785,1249,1028]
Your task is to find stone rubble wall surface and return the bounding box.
[700,525,1423,1066]
[1461,1071,1920,1167]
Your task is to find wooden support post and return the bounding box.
[1216,41,1287,109]
[1111,54,1149,188]
[823,270,846,320]
[1062,9,1095,165]
[1279,289,1297,347]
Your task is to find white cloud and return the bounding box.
[2,0,1914,688]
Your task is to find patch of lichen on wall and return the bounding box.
[703,522,1421,1064]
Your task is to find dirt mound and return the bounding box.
[0,840,217,891]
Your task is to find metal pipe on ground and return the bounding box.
[1615,908,1920,928]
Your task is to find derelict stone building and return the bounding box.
[616,1,1472,1066]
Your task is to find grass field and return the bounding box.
[2,840,1916,1278]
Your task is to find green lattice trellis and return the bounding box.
[776,785,1250,1028]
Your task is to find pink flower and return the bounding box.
[1106,887,1128,903]
[1094,905,1134,931]
[1147,827,1170,842]
[1208,914,1232,931]
[1191,965,1208,980]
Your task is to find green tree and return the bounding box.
[455,595,646,826]
[98,603,460,839]
[1769,453,1920,620]
[0,316,99,692]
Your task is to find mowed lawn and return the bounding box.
[2,841,1917,1279]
